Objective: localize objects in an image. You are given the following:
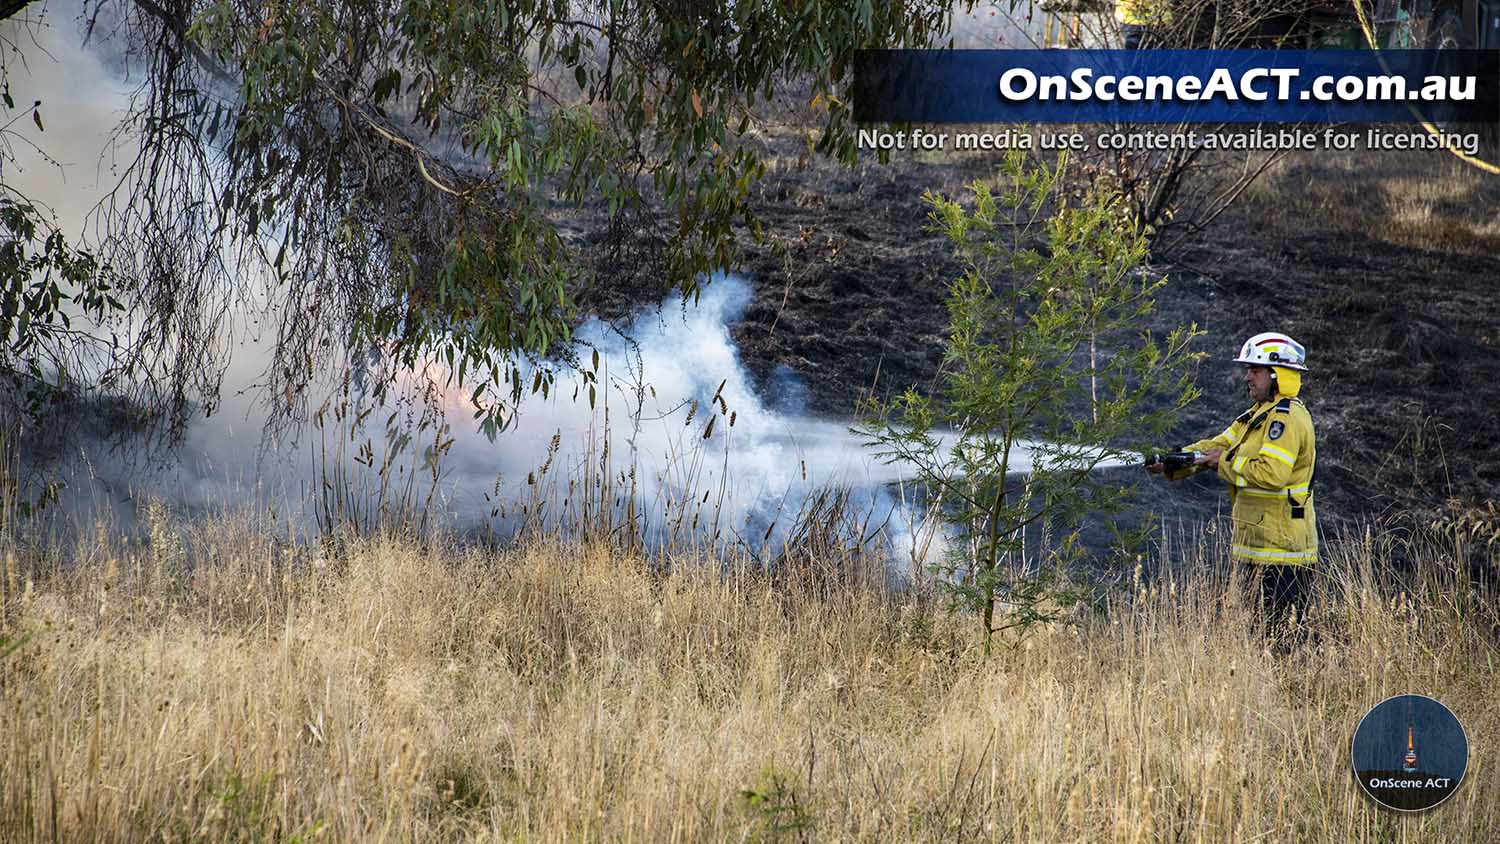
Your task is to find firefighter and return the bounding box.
[1117,0,1171,48]
[1147,332,1318,632]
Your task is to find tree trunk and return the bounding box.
[981,438,1012,655]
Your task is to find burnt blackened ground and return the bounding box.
[578,133,1500,545]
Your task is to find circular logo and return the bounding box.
[1351,694,1468,812]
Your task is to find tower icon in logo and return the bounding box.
[1400,697,1419,774]
[1402,723,1418,773]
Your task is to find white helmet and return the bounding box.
[1233,332,1308,371]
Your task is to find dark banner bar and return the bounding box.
[853,49,1500,124]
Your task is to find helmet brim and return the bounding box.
[1234,356,1308,371]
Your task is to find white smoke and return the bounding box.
[404,273,945,554]
[1,1,134,240]
[8,3,1130,574]
[393,273,1129,564]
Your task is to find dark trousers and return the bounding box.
[1122,24,1151,50]
[1241,563,1316,635]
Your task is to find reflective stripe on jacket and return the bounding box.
[1167,396,1318,566]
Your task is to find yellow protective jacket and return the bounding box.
[1116,0,1172,26]
[1167,395,1318,566]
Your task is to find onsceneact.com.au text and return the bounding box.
[997,67,1476,103]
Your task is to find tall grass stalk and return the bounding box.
[1,510,1496,842]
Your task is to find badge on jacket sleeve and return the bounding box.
[1268,421,1285,440]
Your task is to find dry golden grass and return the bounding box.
[1243,145,1500,254]
[1,508,1498,842]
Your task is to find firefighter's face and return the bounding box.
[1244,365,1275,402]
